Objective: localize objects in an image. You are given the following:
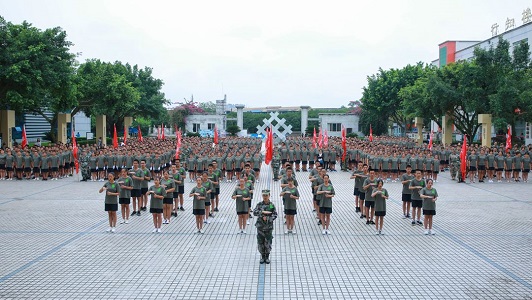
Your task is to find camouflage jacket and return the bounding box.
[253,201,278,231]
[272,154,281,167]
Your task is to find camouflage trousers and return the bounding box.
[450,164,458,179]
[273,167,279,180]
[257,230,273,256]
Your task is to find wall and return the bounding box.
[185,115,225,133]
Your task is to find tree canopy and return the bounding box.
[0,16,76,121]
[0,16,170,140]
[361,37,532,139]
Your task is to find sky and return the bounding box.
[1,0,530,108]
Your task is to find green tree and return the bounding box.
[486,39,532,133]
[73,59,140,131]
[73,60,169,131]
[226,124,241,136]
[360,63,427,135]
[199,101,216,114]
[0,16,77,130]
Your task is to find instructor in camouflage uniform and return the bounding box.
[272,150,281,181]
[449,150,459,181]
[253,190,278,264]
[80,150,91,181]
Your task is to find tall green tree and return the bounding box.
[73,59,140,130]
[360,62,427,135]
[486,39,532,132]
[73,60,169,130]
[0,16,76,124]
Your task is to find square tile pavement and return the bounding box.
[0,166,530,299]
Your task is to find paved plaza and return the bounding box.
[0,164,531,300]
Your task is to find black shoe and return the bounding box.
[131,211,136,216]
[370,220,375,225]
[180,207,185,211]
[209,213,214,217]
[317,220,322,225]
[214,208,219,212]
[137,211,141,216]
[172,212,177,217]
[260,257,265,264]
[355,207,360,213]
[265,256,270,264]
[412,221,416,225]
[366,220,370,225]
[249,214,253,218]
[360,214,365,219]
[417,221,423,225]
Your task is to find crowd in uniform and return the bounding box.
[3,134,530,263]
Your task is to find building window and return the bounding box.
[207,123,215,130]
[328,123,342,132]
[193,123,201,132]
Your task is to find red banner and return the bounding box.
[341,125,346,161]
[505,126,512,152]
[312,127,317,149]
[460,135,467,181]
[138,125,143,142]
[113,124,118,149]
[123,125,127,146]
[369,124,373,142]
[21,124,27,148]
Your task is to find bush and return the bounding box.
[186,132,200,137]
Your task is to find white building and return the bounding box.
[185,115,225,135]
[431,17,532,145]
[318,113,360,137]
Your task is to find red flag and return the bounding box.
[21,124,27,148]
[341,125,347,161]
[460,135,467,181]
[318,127,323,148]
[123,125,127,146]
[214,125,219,145]
[324,129,329,147]
[138,125,143,142]
[175,130,182,159]
[161,124,165,140]
[428,131,434,151]
[72,130,79,174]
[505,125,512,152]
[369,124,373,142]
[113,124,118,149]
[265,126,273,165]
[312,127,317,149]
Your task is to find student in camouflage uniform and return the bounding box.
[253,190,278,264]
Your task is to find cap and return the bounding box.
[261,189,270,195]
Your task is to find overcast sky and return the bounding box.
[2,0,530,108]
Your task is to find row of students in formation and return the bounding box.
[98,158,438,236]
[0,146,75,180]
[351,162,438,235]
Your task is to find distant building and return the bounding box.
[185,115,225,134]
[318,113,360,137]
[17,112,91,143]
